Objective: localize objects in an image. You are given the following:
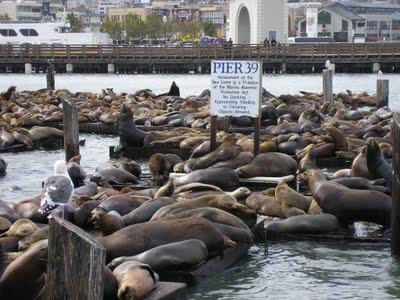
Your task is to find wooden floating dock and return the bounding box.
[157,243,251,286]
[144,282,187,300]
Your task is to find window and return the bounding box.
[0,29,17,36]
[342,20,348,32]
[367,21,378,30]
[20,29,38,36]
[379,21,390,30]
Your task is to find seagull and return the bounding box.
[325,60,331,70]
[39,160,74,214]
[378,70,383,79]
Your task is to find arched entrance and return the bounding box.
[237,5,250,44]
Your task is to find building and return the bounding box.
[108,7,148,21]
[98,0,123,15]
[198,5,228,36]
[74,11,104,32]
[0,1,64,21]
[298,2,400,42]
[228,0,289,44]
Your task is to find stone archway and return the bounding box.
[237,5,250,44]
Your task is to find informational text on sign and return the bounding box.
[211,60,262,118]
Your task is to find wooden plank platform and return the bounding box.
[157,243,251,285]
[170,173,294,185]
[144,282,187,300]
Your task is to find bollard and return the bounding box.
[46,64,55,90]
[376,79,389,108]
[392,114,400,256]
[62,98,80,162]
[46,216,105,299]
[323,69,333,102]
[24,63,32,74]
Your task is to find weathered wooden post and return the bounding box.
[323,69,333,102]
[210,116,217,151]
[46,64,55,90]
[253,116,261,156]
[62,98,80,162]
[46,216,106,299]
[376,79,389,108]
[391,114,400,256]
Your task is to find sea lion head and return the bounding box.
[2,218,39,238]
[89,207,107,227]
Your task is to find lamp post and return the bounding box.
[163,15,168,45]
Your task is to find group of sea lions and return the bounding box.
[0,83,396,299]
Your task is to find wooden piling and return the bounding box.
[323,69,333,102]
[391,114,400,256]
[376,79,389,108]
[210,116,217,151]
[46,64,55,90]
[254,117,261,156]
[62,98,80,162]
[46,216,106,300]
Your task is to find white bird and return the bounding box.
[39,160,74,214]
[325,60,331,70]
[378,70,383,79]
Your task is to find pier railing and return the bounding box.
[1,43,400,64]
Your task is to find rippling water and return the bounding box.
[1,74,400,299]
[0,73,399,110]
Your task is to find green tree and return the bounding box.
[145,13,163,39]
[101,16,122,40]
[0,14,10,20]
[125,13,146,40]
[181,20,200,42]
[201,20,216,36]
[66,12,83,32]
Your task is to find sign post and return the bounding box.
[210,60,262,156]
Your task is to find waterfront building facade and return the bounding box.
[0,1,64,21]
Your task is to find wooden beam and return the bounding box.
[46,64,55,90]
[46,216,106,300]
[376,79,389,108]
[392,114,400,256]
[62,98,80,162]
[323,69,333,102]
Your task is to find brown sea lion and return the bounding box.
[0,158,6,176]
[117,105,146,148]
[113,261,158,300]
[0,239,48,300]
[1,219,39,238]
[0,237,19,252]
[209,151,253,170]
[300,169,391,227]
[0,200,20,223]
[90,207,124,235]
[308,199,323,215]
[18,226,48,251]
[114,158,142,177]
[73,200,100,228]
[0,217,11,232]
[275,182,311,217]
[246,193,284,218]
[98,217,231,262]
[236,152,298,178]
[90,168,138,188]
[104,266,118,300]
[366,139,392,190]
[148,153,182,181]
[351,147,371,179]
[108,239,208,272]
[322,124,348,151]
[12,195,46,223]
[330,177,389,193]
[99,194,149,216]
[27,126,63,142]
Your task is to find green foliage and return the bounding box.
[66,12,83,33]
[144,13,163,39]
[201,20,216,37]
[0,14,10,20]
[125,13,146,39]
[101,16,122,40]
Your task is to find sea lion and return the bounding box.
[236,152,298,178]
[266,214,340,235]
[300,169,392,227]
[0,237,19,252]
[322,124,348,151]
[0,200,20,223]
[246,193,284,217]
[18,226,48,251]
[73,200,100,228]
[1,219,39,238]
[329,169,351,179]
[90,168,138,188]
[214,223,254,244]
[74,182,98,196]
[154,179,175,198]
[366,139,392,190]
[114,158,142,177]
[209,151,253,170]
[98,217,231,262]
[67,162,86,188]
[113,261,158,300]
[0,157,6,176]
[1,86,16,101]
[117,105,146,148]
[275,182,311,217]
[148,153,182,181]
[12,195,46,223]
[0,217,11,232]
[308,199,323,215]
[108,239,208,272]
[122,198,176,226]
[330,177,389,193]
[173,167,240,190]
[351,147,371,179]
[27,126,63,142]
[11,131,32,149]
[0,239,48,300]
[98,193,149,216]
[90,207,124,235]
[104,266,118,300]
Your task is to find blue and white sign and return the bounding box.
[211,60,262,118]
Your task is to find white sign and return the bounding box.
[211,60,262,118]
[306,8,318,38]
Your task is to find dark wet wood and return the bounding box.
[62,98,80,162]
[210,116,217,151]
[46,216,106,300]
[376,79,389,108]
[144,282,187,300]
[392,114,400,256]
[254,117,261,156]
[323,69,333,102]
[46,64,55,90]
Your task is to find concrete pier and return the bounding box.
[66,63,73,73]
[24,63,32,74]
[373,63,381,73]
[107,63,115,74]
